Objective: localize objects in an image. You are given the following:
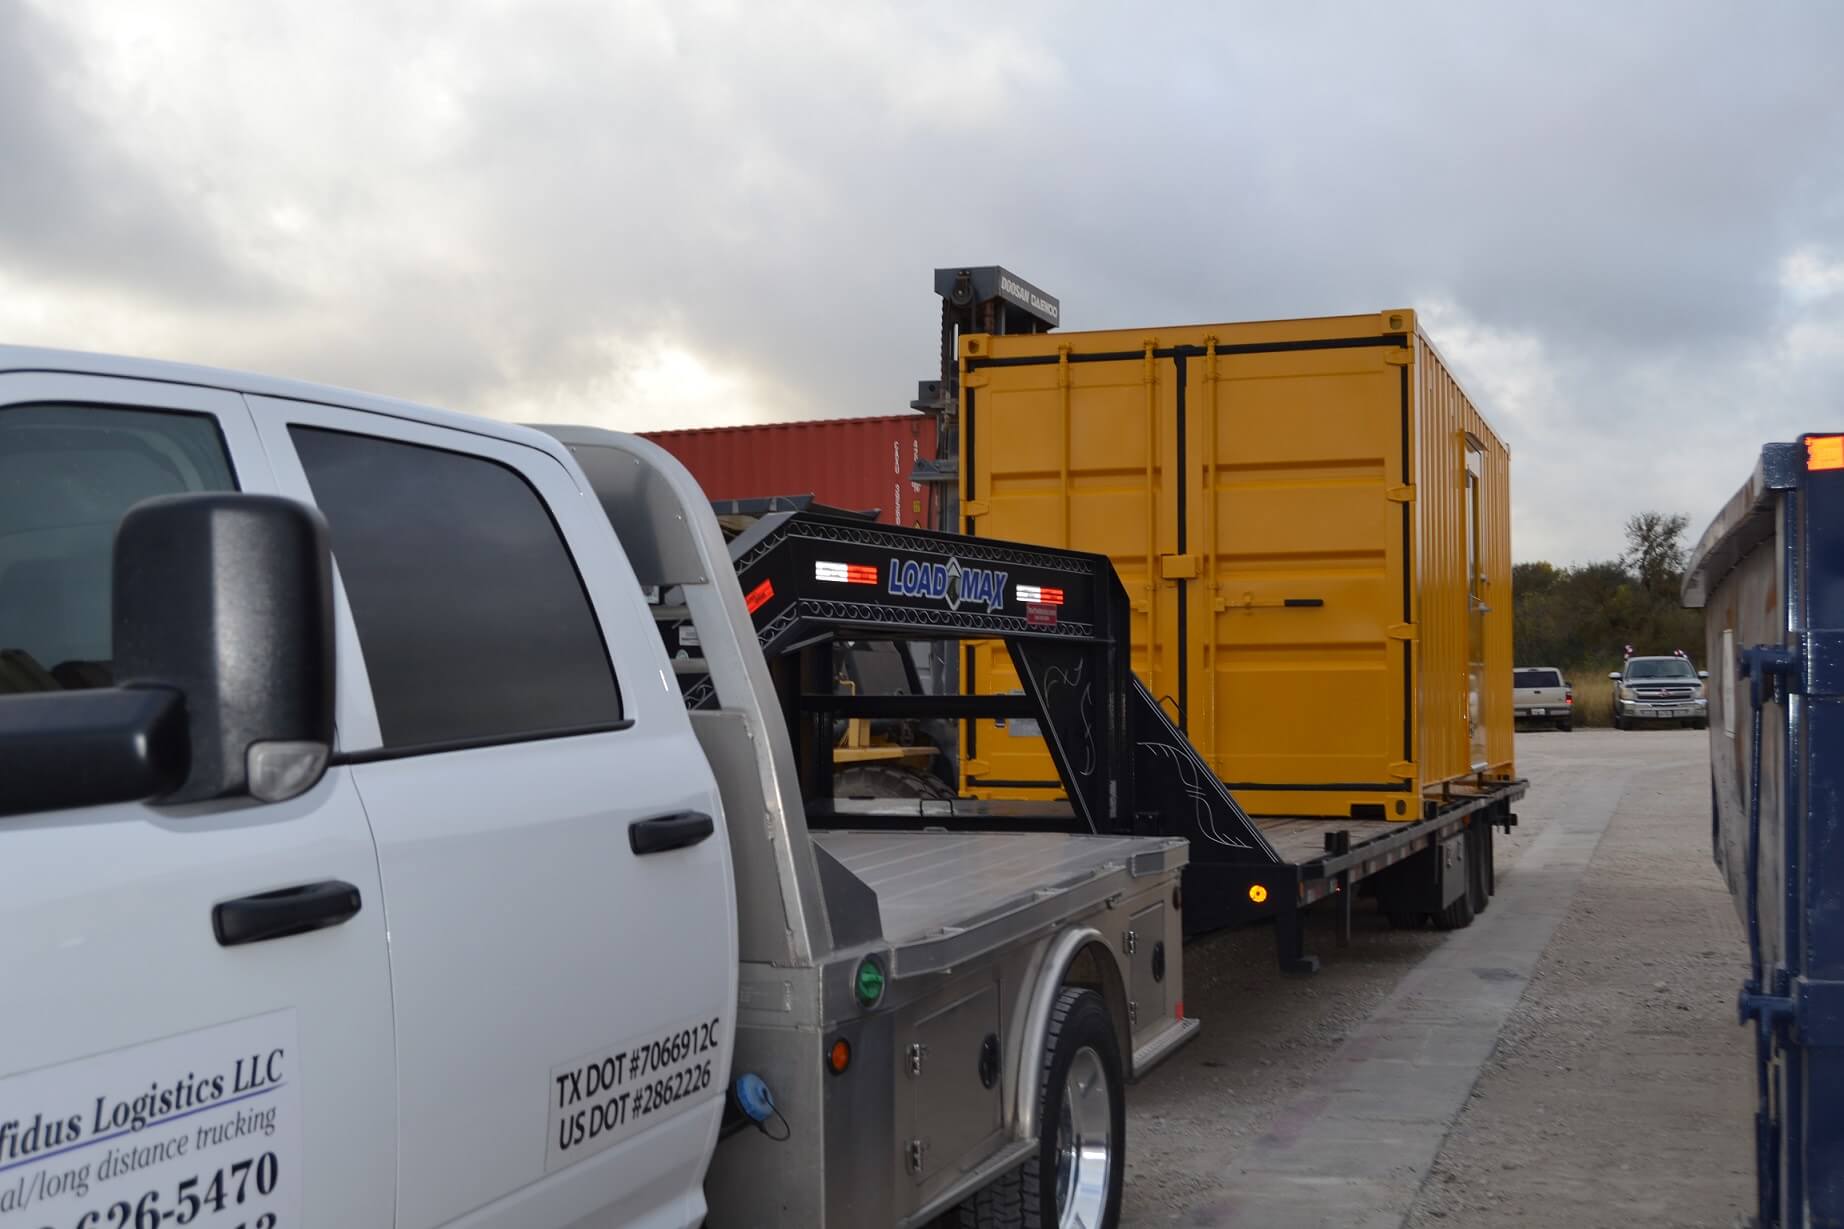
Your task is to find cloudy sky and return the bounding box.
[6,1,1843,563]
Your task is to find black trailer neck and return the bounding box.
[725,510,1282,865]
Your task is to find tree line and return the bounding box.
[1512,512,1705,671]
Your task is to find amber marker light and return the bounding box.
[1808,435,1844,471]
[1248,884,1269,904]
[828,1038,852,1075]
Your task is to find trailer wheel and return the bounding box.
[959,987,1124,1229]
[832,763,957,801]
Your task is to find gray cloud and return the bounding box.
[0,2,266,305]
[9,0,1844,563]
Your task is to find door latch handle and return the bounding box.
[213,880,361,947]
[629,811,716,855]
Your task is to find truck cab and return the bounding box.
[1610,655,1709,730]
[0,352,737,1228]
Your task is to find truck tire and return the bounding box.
[959,987,1124,1229]
[832,763,957,801]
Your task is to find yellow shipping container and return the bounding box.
[959,308,1514,820]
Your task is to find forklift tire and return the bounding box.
[1434,885,1476,931]
[832,763,957,802]
[959,988,1124,1229]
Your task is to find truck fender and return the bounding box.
[1006,925,1131,1144]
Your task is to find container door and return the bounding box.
[1187,342,1415,819]
[1465,445,1488,771]
[960,345,1181,796]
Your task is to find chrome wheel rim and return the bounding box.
[1053,1045,1113,1229]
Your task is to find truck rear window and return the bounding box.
[1513,669,1561,688]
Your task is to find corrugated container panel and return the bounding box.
[959,309,1514,820]
[643,415,937,528]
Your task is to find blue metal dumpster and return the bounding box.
[1684,435,1844,1228]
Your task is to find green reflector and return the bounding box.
[855,959,885,1006]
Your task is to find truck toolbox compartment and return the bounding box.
[957,309,1514,820]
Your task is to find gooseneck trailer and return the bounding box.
[656,502,1524,973]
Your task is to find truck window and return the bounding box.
[0,404,235,693]
[1513,669,1560,688]
[290,427,623,749]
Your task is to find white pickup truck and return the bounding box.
[0,348,1195,1229]
[1511,666,1572,731]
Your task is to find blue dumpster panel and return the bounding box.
[1685,437,1844,1228]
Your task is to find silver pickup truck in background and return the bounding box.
[1513,667,1573,730]
[1610,655,1709,730]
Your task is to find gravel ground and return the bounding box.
[1117,727,1751,1227]
[1401,729,1751,1227]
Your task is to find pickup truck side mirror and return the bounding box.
[0,494,335,817]
[1698,670,1710,679]
[1608,671,1623,681]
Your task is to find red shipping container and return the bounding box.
[643,415,938,529]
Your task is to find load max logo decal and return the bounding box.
[887,556,1008,611]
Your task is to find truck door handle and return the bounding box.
[213,880,362,947]
[630,811,715,855]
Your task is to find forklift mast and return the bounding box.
[910,267,1060,716]
[909,266,1060,531]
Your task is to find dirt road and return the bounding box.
[1121,728,1751,1228]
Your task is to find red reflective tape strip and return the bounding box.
[744,578,774,614]
[845,564,879,585]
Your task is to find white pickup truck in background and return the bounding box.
[0,347,1196,1229]
[1512,667,1573,730]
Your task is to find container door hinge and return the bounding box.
[1387,623,1418,641]
[1122,928,1138,955]
[1388,761,1417,780]
[1159,554,1201,580]
[963,370,992,389]
[963,759,991,777]
[962,500,990,519]
[906,1042,928,1077]
[1386,484,1416,503]
[906,1137,929,1176]
[1384,351,1413,366]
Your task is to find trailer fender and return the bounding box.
[1007,926,1131,1144]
